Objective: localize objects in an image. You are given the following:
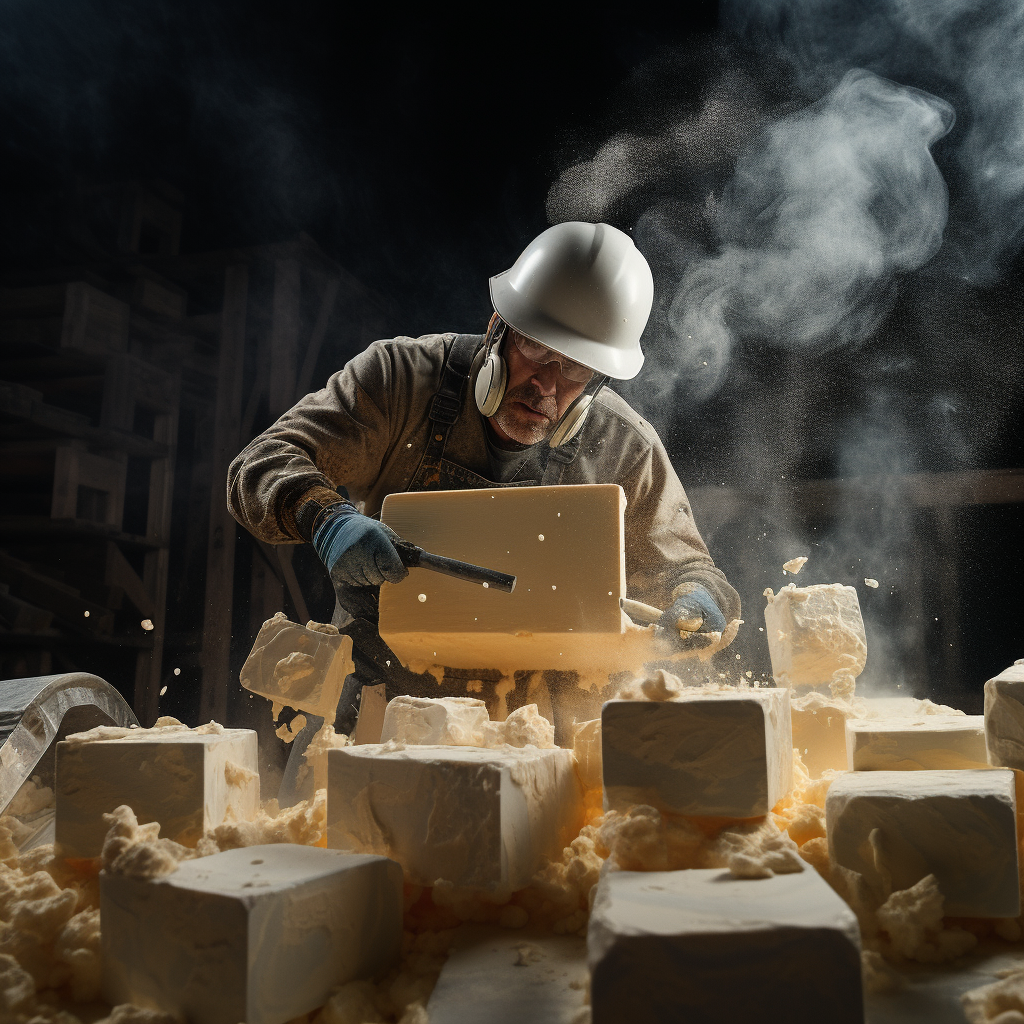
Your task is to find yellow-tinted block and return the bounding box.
[379,484,631,672]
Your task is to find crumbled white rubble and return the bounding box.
[379,696,555,750]
[764,583,867,696]
[783,556,808,574]
[55,717,259,857]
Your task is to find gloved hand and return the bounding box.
[312,504,409,588]
[659,585,727,638]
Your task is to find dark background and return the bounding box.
[1,0,1020,720]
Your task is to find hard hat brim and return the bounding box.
[489,272,645,381]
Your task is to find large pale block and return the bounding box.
[378,484,634,672]
[764,584,866,689]
[846,715,986,771]
[984,661,1024,768]
[326,744,583,891]
[588,868,862,1024]
[56,725,259,857]
[101,844,402,1024]
[826,769,1019,917]
[602,689,792,818]
[380,695,493,746]
[240,612,354,718]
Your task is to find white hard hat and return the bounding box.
[488,222,653,381]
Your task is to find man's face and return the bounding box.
[489,329,589,445]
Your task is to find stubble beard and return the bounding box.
[492,381,558,446]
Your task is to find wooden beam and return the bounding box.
[268,258,301,418]
[295,275,339,400]
[199,264,248,724]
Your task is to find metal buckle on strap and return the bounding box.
[428,392,461,426]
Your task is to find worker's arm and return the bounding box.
[620,429,741,629]
[227,339,405,545]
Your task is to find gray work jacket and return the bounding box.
[227,333,740,619]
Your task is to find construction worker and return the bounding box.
[228,222,740,778]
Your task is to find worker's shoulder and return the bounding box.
[359,333,450,369]
[589,385,661,449]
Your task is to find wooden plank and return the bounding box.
[199,264,248,724]
[268,258,301,418]
[50,444,127,528]
[295,275,339,399]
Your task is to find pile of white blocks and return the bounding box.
[56,725,259,857]
[102,844,403,1024]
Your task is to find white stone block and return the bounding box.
[985,661,1024,768]
[56,725,259,857]
[101,844,402,1024]
[380,695,492,746]
[601,689,792,818]
[326,744,583,891]
[764,583,866,689]
[826,769,1019,917]
[846,715,987,771]
[240,612,354,719]
[588,867,862,1024]
[378,484,636,673]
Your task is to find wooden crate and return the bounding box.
[50,442,128,528]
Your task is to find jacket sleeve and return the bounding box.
[227,340,399,544]
[620,432,742,623]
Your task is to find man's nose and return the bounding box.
[531,362,560,395]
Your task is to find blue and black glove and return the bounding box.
[312,504,409,589]
[659,585,726,647]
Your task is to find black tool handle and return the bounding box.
[393,539,516,593]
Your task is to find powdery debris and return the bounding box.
[962,966,1024,1024]
[596,804,803,878]
[502,704,556,749]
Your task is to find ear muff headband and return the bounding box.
[547,374,607,448]
[474,314,507,417]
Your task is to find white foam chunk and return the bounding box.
[56,727,259,857]
[101,844,402,1024]
[792,694,968,778]
[846,715,987,770]
[764,584,866,689]
[588,868,863,1024]
[602,689,792,818]
[240,612,354,718]
[826,769,1019,917]
[381,695,493,746]
[326,744,583,891]
[984,661,1024,768]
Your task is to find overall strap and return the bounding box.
[413,334,482,490]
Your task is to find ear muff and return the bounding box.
[548,393,593,447]
[474,317,507,417]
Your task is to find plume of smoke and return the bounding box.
[549,70,953,417]
[722,0,1024,284]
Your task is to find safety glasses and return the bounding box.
[511,332,594,383]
